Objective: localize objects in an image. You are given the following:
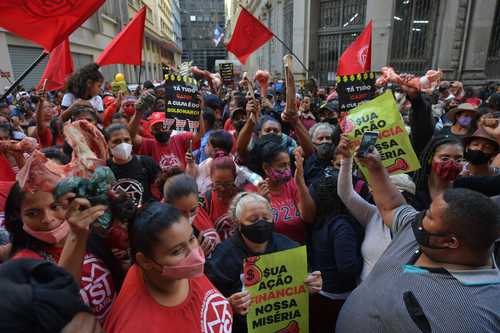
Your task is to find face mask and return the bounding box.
[464,149,492,165]
[214,184,238,199]
[111,142,132,160]
[457,116,472,127]
[267,167,292,184]
[240,219,274,244]
[233,120,245,132]
[315,143,335,160]
[432,159,462,181]
[325,118,338,126]
[23,221,69,244]
[157,246,205,280]
[411,212,450,249]
[154,131,170,143]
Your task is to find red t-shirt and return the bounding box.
[245,180,306,243]
[104,265,233,333]
[197,190,238,241]
[37,127,64,148]
[14,247,116,323]
[137,132,194,168]
[0,154,15,181]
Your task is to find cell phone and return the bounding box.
[357,131,379,158]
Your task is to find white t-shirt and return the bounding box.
[61,93,104,112]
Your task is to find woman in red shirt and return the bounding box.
[4,183,123,323]
[197,153,240,243]
[104,202,233,333]
[254,138,316,243]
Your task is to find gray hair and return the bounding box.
[309,122,335,141]
[229,192,271,222]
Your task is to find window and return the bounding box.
[316,0,367,84]
[486,0,500,77]
[389,0,440,74]
[190,15,196,22]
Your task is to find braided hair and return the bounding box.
[413,135,463,193]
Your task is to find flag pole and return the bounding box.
[1,51,48,101]
[237,4,309,75]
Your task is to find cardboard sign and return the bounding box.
[336,72,376,112]
[343,91,420,176]
[164,74,200,132]
[219,62,234,86]
[244,246,308,333]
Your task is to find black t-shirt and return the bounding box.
[107,155,160,206]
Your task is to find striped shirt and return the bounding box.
[336,205,500,333]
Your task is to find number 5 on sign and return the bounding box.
[244,246,309,333]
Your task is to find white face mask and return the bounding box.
[111,142,132,161]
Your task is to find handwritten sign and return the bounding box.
[337,72,376,112]
[343,91,420,176]
[164,74,200,132]
[219,63,234,86]
[244,246,308,333]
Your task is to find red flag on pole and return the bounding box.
[36,39,74,92]
[226,7,274,65]
[0,0,105,52]
[96,7,147,66]
[337,21,372,76]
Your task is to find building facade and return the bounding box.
[180,0,227,72]
[0,0,182,90]
[226,0,500,87]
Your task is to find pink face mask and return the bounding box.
[158,246,205,280]
[23,221,70,245]
[267,168,292,184]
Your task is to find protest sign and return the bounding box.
[336,72,376,112]
[343,91,420,176]
[219,62,234,86]
[244,246,308,333]
[164,74,200,132]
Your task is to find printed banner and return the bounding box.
[343,91,421,176]
[219,62,234,86]
[336,72,376,112]
[164,74,200,132]
[244,246,308,333]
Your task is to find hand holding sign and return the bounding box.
[229,290,252,315]
[304,271,322,294]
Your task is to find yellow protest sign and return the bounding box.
[343,91,420,176]
[244,246,308,333]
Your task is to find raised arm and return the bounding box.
[357,150,406,227]
[35,96,48,145]
[58,197,107,284]
[236,99,259,159]
[294,150,316,224]
[282,112,315,158]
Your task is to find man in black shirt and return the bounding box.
[105,124,160,207]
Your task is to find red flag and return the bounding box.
[226,7,274,65]
[337,21,372,76]
[36,39,74,92]
[0,0,105,52]
[96,7,146,66]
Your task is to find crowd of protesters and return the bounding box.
[0,61,499,332]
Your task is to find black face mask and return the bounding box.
[240,219,274,244]
[411,212,450,249]
[315,143,336,161]
[464,149,493,165]
[325,118,338,126]
[154,131,170,143]
[233,120,245,132]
